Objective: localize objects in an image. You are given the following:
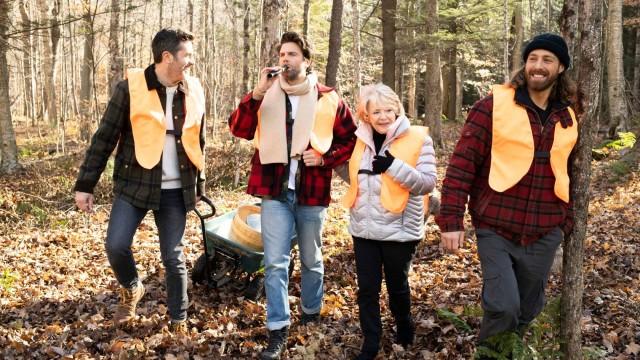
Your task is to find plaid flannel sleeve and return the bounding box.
[229,92,262,140]
[436,97,493,232]
[320,99,357,169]
[74,81,128,193]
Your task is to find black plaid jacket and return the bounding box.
[74,65,205,211]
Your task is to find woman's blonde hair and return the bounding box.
[355,83,405,123]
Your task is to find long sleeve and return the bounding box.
[228,92,262,140]
[435,97,493,233]
[74,81,129,193]
[320,99,357,169]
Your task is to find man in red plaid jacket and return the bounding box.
[229,32,356,360]
[436,33,578,353]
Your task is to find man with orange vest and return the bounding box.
[74,28,205,334]
[436,33,578,352]
[229,32,356,360]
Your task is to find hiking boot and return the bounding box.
[354,350,378,360]
[113,282,145,325]
[170,320,188,335]
[300,312,320,325]
[260,326,289,360]
[395,318,415,347]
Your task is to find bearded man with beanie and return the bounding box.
[74,28,206,334]
[436,33,578,354]
[229,32,356,360]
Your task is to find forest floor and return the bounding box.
[0,120,639,359]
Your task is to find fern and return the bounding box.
[436,308,473,333]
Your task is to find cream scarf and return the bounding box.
[258,72,319,164]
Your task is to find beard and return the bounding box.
[525,68,559,92]
[283,65,303,82]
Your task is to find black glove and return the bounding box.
[372,150,395,174]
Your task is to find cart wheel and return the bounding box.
[192,254,207,284]
[244,275,265,300]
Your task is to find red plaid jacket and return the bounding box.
[435,87,575,245]
[228,84,356,206]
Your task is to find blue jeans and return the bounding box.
[105,189,188,321]
[261,189,327,330]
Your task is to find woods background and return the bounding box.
[0,0,639,359]
[0,0,637,169]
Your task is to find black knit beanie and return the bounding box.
[522,33,571,69]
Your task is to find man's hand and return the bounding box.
[440,231,464,253]
[75,191,94,213]
[252,67,281,100]
[302,149,324,167]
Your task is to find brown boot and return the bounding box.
[169,320,188,335]
[113,282,145,325]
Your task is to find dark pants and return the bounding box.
[353,236,419,353]
[476,228,563,341]
[105,189,188,321]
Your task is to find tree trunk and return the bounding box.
[423,0,443,148]
[158,0,163,30]
[0,0,21,174]
[606,0,627,137]
[511,1,524,74]
[260,0,284,68]
[50,0,61,121]
[444,44,459,122]
[211,0,219,139]
[108,0,122,96]
[303,0,311,39]
[560,0,579,67]
[19,0,36,124]
[547,0,552,31]
[407,61,416,119]
[503,0,510,81]
[326,0,343,88]
[350,0,361,106]
[188,0,194,33]
[634,28,640,113]
[37,0,60,126]
[79,4,94,142]
[226,1,240,105]
[243,0,251,94]
[560,0,604,358]
[381,0,396,89]
[66,0,79,119]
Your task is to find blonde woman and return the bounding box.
[342,83,437,359]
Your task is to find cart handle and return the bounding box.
[194,195,216,220]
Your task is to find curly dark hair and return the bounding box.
[509,66,582,114]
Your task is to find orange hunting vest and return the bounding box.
[253,90,340,156]
[342,126,429,214]
[127,68,205,170]
[489,84,578,203]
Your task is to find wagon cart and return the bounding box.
[191,196,295,300]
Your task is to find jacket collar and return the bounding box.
[514,86,569,112]
[355,115,411,151]
[144,64,186,93]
